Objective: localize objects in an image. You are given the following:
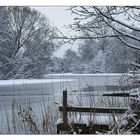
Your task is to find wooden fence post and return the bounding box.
[63,90,68,131]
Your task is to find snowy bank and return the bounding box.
[45,73,123,76]
[56,114,118,126]
[0,79,76,86]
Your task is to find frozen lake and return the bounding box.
[0,73,134,134]
[0,73,131,109]
[0,74,121,109]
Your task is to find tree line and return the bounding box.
[51,35,140,74]
[1,6,140,78]
[51,6,140,74]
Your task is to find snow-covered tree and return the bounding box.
[105,37,128,73]
[0,7,15,79]
[0,7,58,79]
[60,49,80,73]
[69,6,140,49]
[88,50,105,73]
[68,6,140,69]
[78,39,98,63]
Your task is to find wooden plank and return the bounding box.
[59,106,127,114]
[103,93,130,97]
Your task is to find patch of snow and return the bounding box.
[130,88,140,93]
[119,119,128,127]
[93,115,116,125]
[68,115,89,126]
[73,131,77,134]
[130,97,140,101]
[127,113,137,118]
[130,88,140,97]
[55,114,117,127]
[0,79,76,86]
[55,118,63,125]
[68,114,118,126]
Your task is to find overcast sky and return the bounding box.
[32,6,79,58]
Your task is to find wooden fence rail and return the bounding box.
[59,106,127,113]
[103,93,130,97]
[57,90,128,134]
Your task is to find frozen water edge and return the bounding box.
[0,79,77,86]
[44,73,137,76]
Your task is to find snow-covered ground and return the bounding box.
[56,114,119,126]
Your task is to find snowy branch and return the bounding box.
[94,6,140,32]
[131,62,140,68]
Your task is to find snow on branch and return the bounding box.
[114,30,140,50]
[131,62,140,68]
[54,34,123,40]
[97,11,140,42]
[94,6,140,32]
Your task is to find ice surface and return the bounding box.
[0,79,76,86]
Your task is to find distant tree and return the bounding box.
[78,39,98,63]
[104,37,135,73]
[60,49,80,73]
[49,57,64,73]
[88,50,105,73]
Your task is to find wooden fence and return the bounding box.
[57,90,128,134]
